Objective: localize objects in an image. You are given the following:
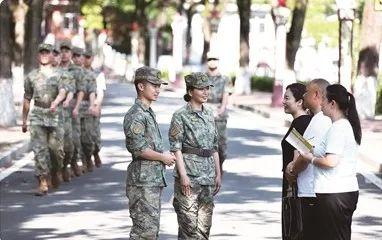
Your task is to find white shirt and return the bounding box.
[314,119,359,193]
[96,72,107,95]
[297,111,332,197]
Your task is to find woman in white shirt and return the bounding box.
[300,84,361,240]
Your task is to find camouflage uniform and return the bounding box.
[56,66,76,168]
[80,68,97,161]
[206,73,230,167]
[67,63,86,165]
[24,45,69,176]
[169,72,218,240]
[123,67,168,240]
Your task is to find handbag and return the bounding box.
[282,184,303,240]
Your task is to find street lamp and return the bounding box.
[336,0,356,91]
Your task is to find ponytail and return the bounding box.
[347,93,362,145]
[326,84,362,145]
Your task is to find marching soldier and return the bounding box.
[123,66,176,239]
[80,48,97,171]
[205,52,230,174]
[59,41,83,177]
[84,49,105,168]
[22,43,68,195]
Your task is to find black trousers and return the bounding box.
[300,197,320,240]
[316,191,359,240]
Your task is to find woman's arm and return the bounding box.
[174,150,192,196]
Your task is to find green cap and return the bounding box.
[134,66,168,85]
[185,72,213,88]
[83,48,93,57]
[38,43,53,52]
[60,40,72,50]
[72,47,84,55]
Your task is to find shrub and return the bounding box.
[251,76,274,92]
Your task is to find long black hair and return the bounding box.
[326,84,362,145]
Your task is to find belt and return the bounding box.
[34,101,51,108]
[182,146,214,157]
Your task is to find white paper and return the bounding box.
[285,128,313,154]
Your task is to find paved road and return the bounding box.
[1,83,381,239]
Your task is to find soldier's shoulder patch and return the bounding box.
[170,122,182,138]
[131,121,145,135]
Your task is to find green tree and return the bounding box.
[286,0,308,69]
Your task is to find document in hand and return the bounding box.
[285,128,313,154]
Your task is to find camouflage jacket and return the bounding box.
[123,99,166,187]
[79,68,97,115]
[67,64,86,95]
[206,74,230,120]
[24,67,69,127]
[169,103,218,185]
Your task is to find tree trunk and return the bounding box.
[237,0,251,67]
[0,1,17,127]
[23,0,43,75]
[286,0,308,70]
[357,0,382,77]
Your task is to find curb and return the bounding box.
[0,140,30,169]
[234,103,382,174]
[234,104,291,127]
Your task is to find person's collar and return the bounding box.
[186,102,204,113]
[136,98,151,111]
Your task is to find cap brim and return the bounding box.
[145,79,168,85]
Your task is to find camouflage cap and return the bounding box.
[38,43,53,52]
[72,47,84,55]
[134,66,168,85]
[83,48,93,57]
[60,40,72,50]
[185,72,213,88]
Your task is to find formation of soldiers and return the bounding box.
[124,57,229,239]
[22,41,106,196]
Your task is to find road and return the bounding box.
[1,83,381,239]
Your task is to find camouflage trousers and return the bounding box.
[80,114,95,160]
[63,108,74,167]
[71,116,83,163]
[30,125,64,176]
[215,118,227,166]
[93,116,101,154]
[126,186,163,240]
[173,181,214,240]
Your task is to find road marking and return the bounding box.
[0,152,33,182]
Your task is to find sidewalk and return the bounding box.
[231,91,382,174]
[0,125,30,170]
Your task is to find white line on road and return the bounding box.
[0,152,33,182]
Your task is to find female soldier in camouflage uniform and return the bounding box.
[169,72,222,239]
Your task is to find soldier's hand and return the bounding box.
[213,174,222,196]
[63,100,70,108]
[72,108,79,119]
[180,175,191,196]
[22,123,28,133]
[50,102,58,113]
[161,153,176,167]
